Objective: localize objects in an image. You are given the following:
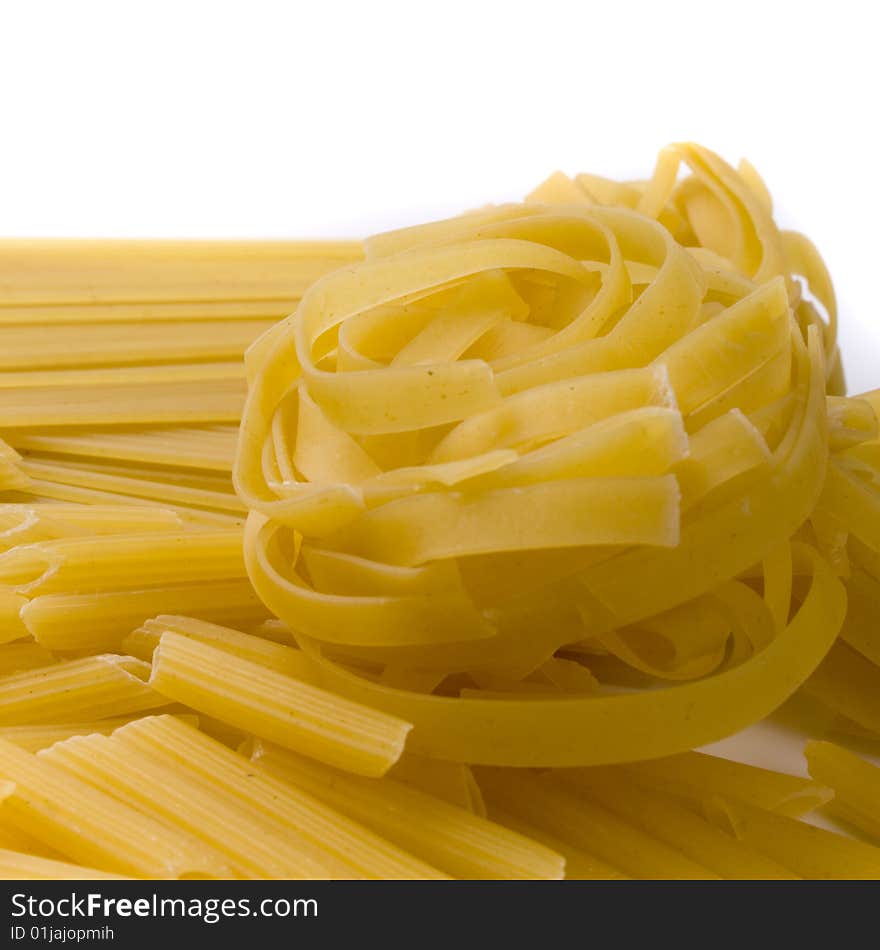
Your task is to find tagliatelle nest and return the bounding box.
[235,143,877,767]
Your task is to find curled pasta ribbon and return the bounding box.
[235,144,850,765]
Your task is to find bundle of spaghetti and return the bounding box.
[7,426,239,472]
[236,142,858,768]
[0,239,362,305]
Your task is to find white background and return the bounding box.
[1,0,877,394]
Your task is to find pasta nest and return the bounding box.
[234,144,868,766]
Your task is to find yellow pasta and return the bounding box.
[803,642,880,735]
[557,767,798,878]
[704,795,880,880]
[0,529,246,594]
[41,733,347,880]
[112,715,446,879]
[0,320,276,372]
[21,580,269,652]
[0,738,230,878]
[388,752,481,812]
[805,741,880,841]
[0,655,165,724]
[150,632,412,776]
[0,848,131,880]
[1,378,246,429]
[252,740,564,880]
[0,143,879,879]
[0,714,198,753]
[123,615,309,676]
[621,750,833,818]
[0,238,361,304]
[0,503,187,550]
[0,642,56,677]
[9,425,239,472]
[484,808,630,880]
[18,458,244,513]
[475,767,717,879]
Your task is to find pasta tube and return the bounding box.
[252,741,564,880]
[149,633,412,776]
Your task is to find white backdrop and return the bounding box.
[1,0,877,390]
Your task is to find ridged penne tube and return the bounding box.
[0,655,165,724]
[1,378,246,429]
[556,768,798,878]
[475,768,717,879]
[15,481,242,527]
[805,741,880,841]
[0,530,246,595]
[150,633,411,776]
[21,581,268,653]
[704,796,880,880]
[252,741,564,880]
[0,504,186,550]
[0,714,198,753]
[485,807,629,880]
[620,750,833,818]
[0,738,230,878]
[0,848,131,880]
[41,734,345,880]
[0,530,245,597]
[123,615,310,678]
[9,426,239,473]
[112,716,446,879]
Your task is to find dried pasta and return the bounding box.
[0,145,878,880]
